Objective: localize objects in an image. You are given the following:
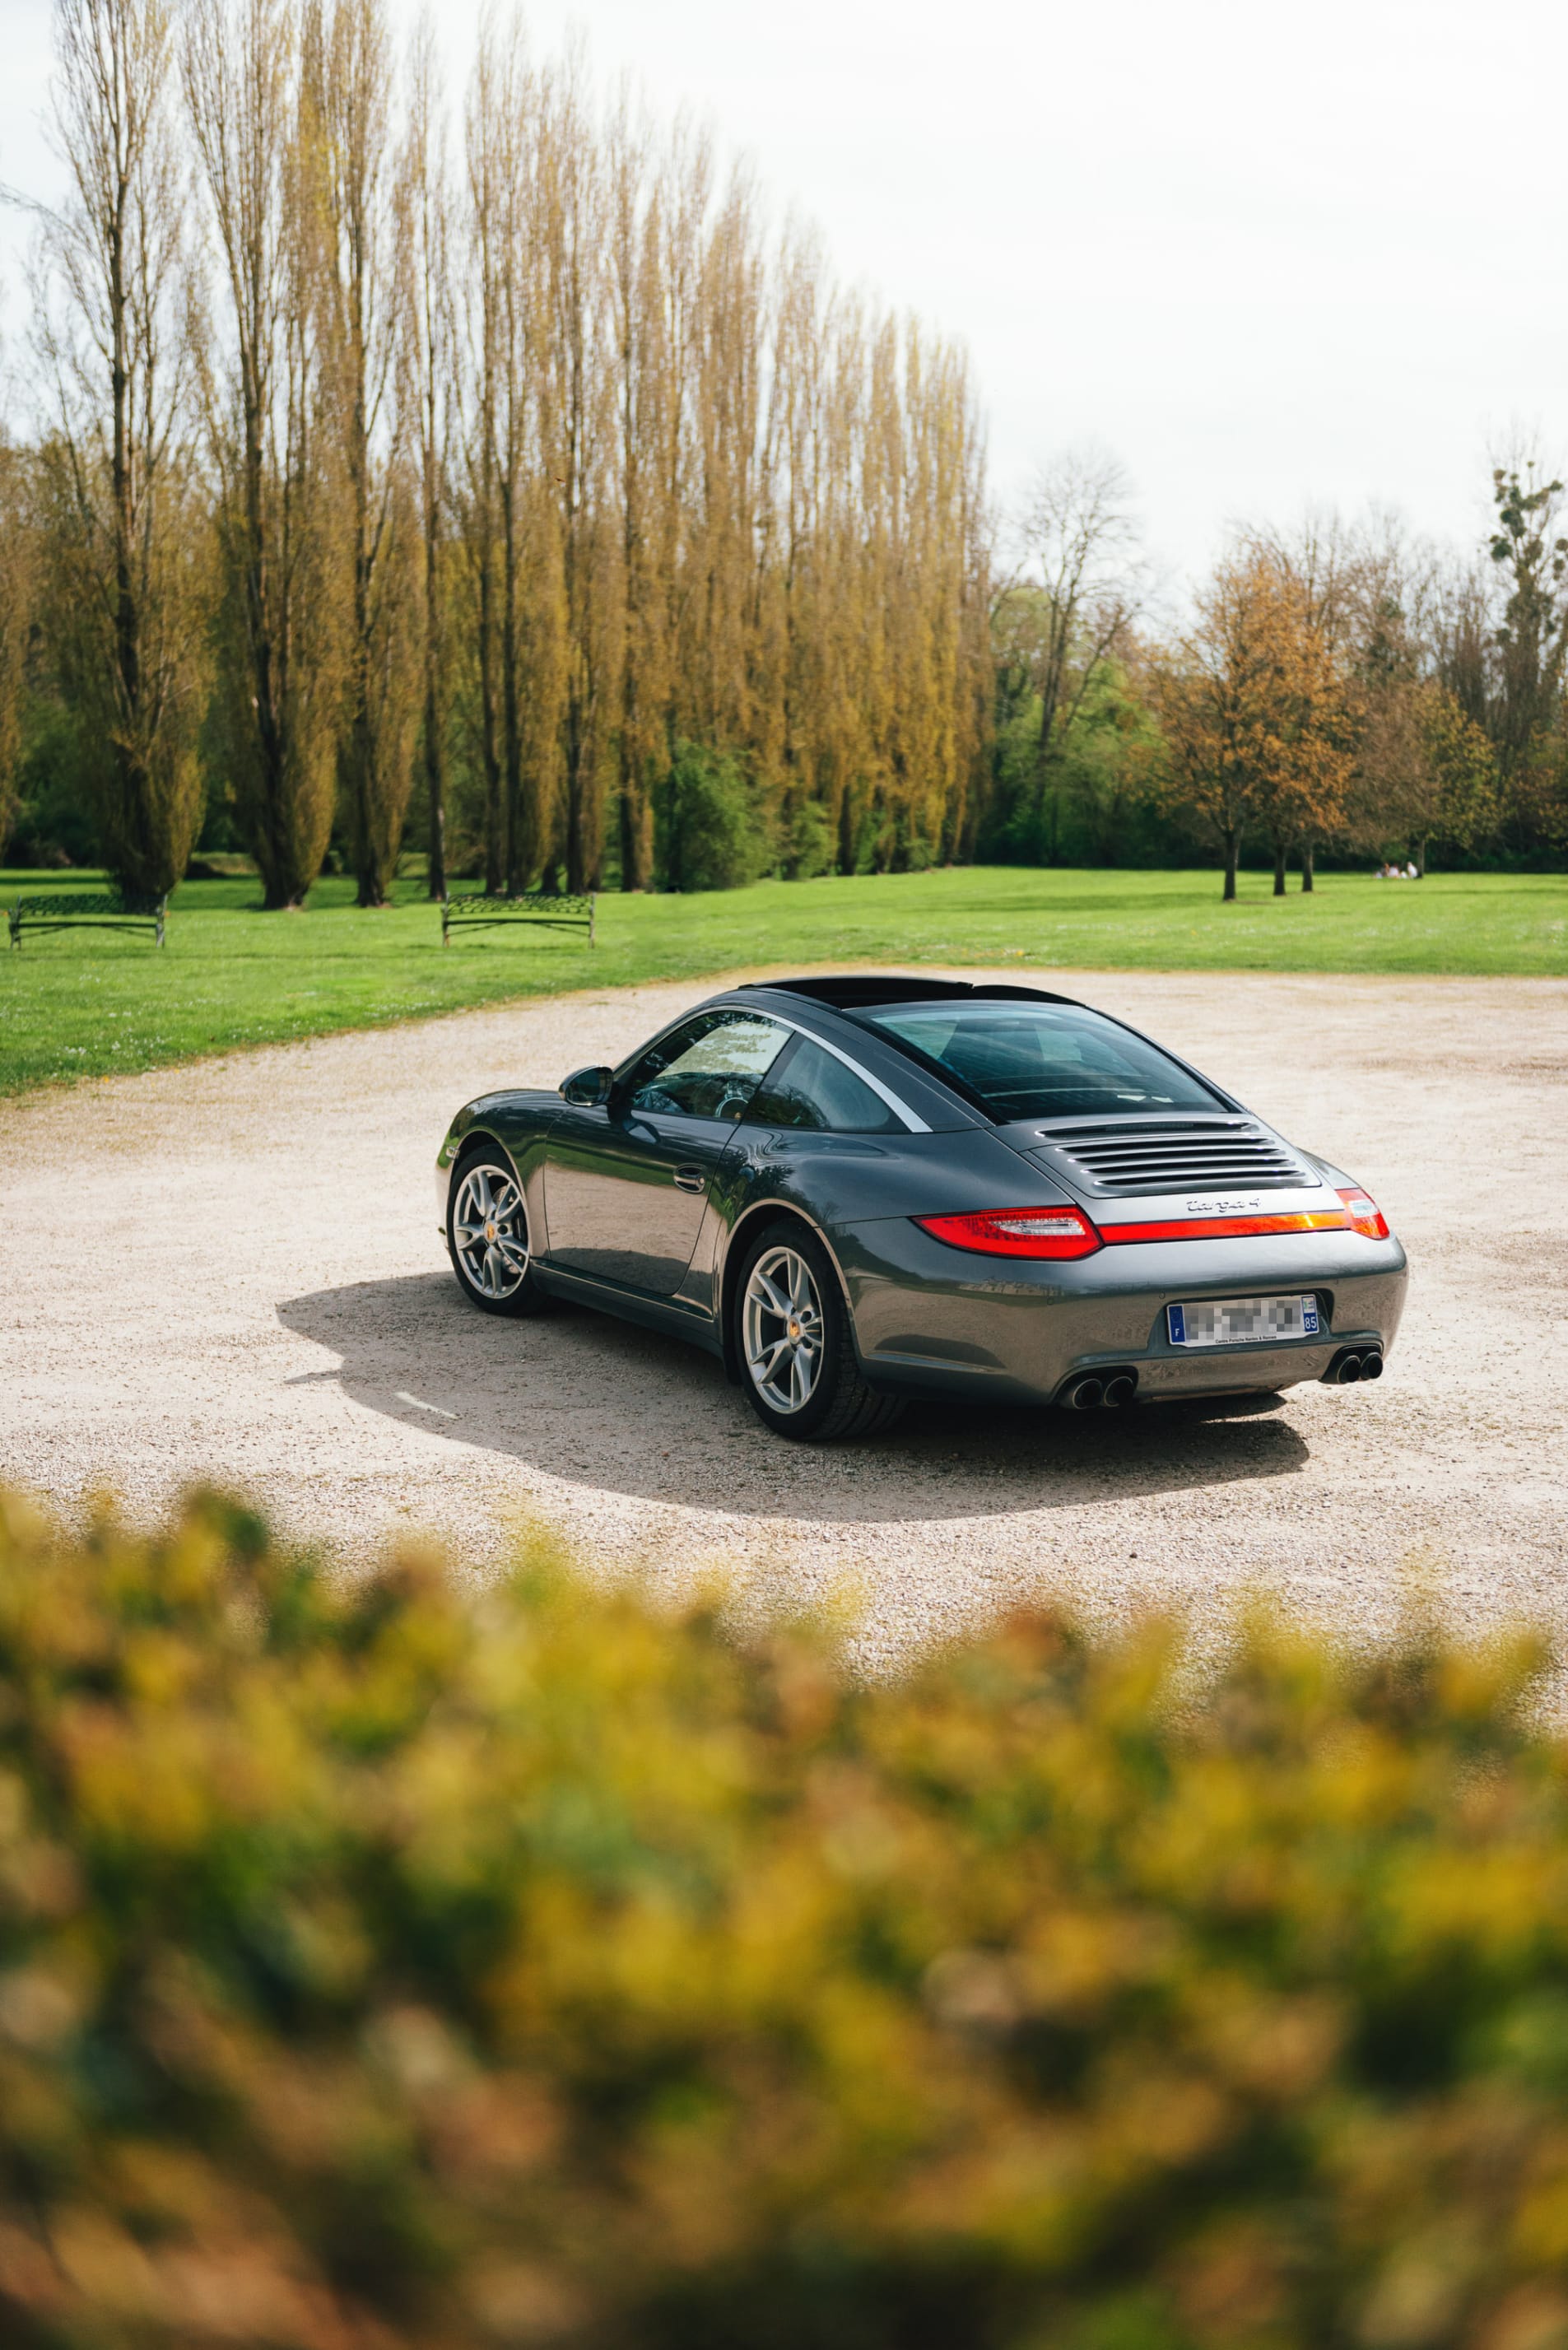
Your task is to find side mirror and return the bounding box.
[560,1063,613,1107]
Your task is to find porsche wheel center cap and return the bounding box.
[485,1222,497,1243]
[788,1319,801,1339]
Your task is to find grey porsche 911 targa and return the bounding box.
[435,976,1407,1441]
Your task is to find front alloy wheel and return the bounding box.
[448,1152,543,1317]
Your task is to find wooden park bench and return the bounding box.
[8,890,168,949]
[440,890,596,947]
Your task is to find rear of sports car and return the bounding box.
[842,1122,1405,1408]
[810,994,1408,1411]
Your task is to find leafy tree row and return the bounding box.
[988,453,1568,891]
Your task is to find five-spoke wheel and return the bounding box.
[733,1218,905,1441]
[742,1245,824,1416]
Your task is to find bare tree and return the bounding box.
[305,0,415,907]
[0,432,35,856]
[458,13,533,892]
[1486,456,1568,799]
[1430,448,1568,854]
[603,90,656,889]
[534,44,608,894]
[1007,444,1144,862]
[398,12,453,900]
[185,0,342,907]
[38,0,208,900]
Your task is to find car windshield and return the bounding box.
[857,1000,1222,1122]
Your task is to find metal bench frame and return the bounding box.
[440,890,596,947]
[8,891,168,948]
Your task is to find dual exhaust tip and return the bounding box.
[1062,1348,1385,1407]
[1062,1370,1138,1412]
[1063,1347,1384,1408]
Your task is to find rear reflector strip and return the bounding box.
[1100,1210,1352,1245]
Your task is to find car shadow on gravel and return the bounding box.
[277,1273,1310,1524]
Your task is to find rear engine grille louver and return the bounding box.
[1040,1121,1312,1196]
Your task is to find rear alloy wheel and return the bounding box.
[735,1219,904,1442]
[447,1148,547,1318]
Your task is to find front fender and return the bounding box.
[434,1092,562,1242]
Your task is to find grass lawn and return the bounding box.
[2,864,1564,1095]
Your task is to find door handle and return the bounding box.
[673,1166,705,1193]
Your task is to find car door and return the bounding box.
[542,1010,790,1294]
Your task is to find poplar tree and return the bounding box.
[305,0,415,907]
[533,50,608,893]
[39,0,208,901]
[459,16,534,891]
[603,97,662,888]
[185,0,342,909]
[0,435,35,857]
[398,16,454,900]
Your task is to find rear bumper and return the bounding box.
[835,1217,1408,1405]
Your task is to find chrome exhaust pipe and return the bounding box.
[1336,1353,1363,1384]
[1102,1374,1137,1408]
[1359,1351,1384,1380]
[1065,1375,1105,1411]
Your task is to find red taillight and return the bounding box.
[1337,1186,1390,1240]
[914,1205,1103,1259]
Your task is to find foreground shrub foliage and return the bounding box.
[2,1494,1568,2348]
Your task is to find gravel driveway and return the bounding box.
[3,967,1565,1669]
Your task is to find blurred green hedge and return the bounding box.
[3,1491,1568,2349]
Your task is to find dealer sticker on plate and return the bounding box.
[1167,1295,1320,1348]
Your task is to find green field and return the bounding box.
[2,865,1563,1095]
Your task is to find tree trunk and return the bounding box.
[1273,841,1287,896]
[565,692,589,896]
[617,765,643,891]
[500,496,524,895]
[1300,841,1314,892]
[1222,826,1239,901]
[1416,836,1427,878]
[617,682,645,891]
[476,537,503,895]
[425,673,446,901]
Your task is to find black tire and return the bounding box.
[446,1140,549,1319]
[732,1217,905,1442]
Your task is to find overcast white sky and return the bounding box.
[2,0,1562,581]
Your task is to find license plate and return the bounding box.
[1167,1294,1320,1348]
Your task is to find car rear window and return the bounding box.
[856,1002,1221,1122]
